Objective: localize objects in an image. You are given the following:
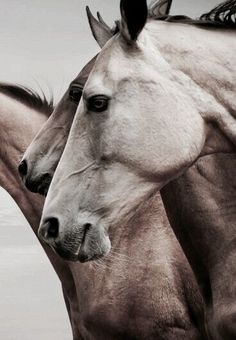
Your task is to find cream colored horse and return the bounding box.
[19,0,172,195]
[40,0,236,260]
[38,1,236,339]
[1,81,206,338]
[18,56,96,196]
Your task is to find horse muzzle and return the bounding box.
[38,215,111,263]
[18,159,53,196]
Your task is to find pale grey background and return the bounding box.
[0,1,220,339]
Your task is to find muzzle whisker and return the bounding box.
[109,249,130,261]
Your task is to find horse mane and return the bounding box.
[152,0,236,29]
[200,0,236,26]
[0,83,53,116]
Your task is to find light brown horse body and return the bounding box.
[0,85,206,338]
[0,87,79,338]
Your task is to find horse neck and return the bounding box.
[151,21,236,284]
[0,94,78,326]
[0,93,46,231]
[149,21,236,104]
[161,153,236,311]
[148,21,236,153]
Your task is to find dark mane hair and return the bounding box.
[153,0,236,29]
[200,0,236,26]
[0,83,53,116]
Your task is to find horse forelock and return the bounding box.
[0,83,54,117]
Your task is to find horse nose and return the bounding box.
[18,159,28,178]
[25,172,52,195]
[39,217,60,243]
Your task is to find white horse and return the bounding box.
[18,56,96,196]
[19,0,172,195]
[1,84,206,338]
[38,1,236,339]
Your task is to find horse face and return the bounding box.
[39,19,207,261]
[19,56,96,196]
[36,99,111,261]
[20,90,78,195]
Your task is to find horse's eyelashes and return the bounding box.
[87,95,109,113]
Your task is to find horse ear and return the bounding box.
[149,0,172,17]
[120,0,148,42]
[86,6,113,48]
[97,12,111,31]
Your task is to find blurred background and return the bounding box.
[0,1,220,339]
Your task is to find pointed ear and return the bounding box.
[120,0,148,42]
[97,12,111,31]
[149,0,172,18]
[86,6,113,48]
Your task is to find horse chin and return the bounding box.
[37,184,49,197]
[77,235,111,263]
[37,174,52,196]
[51,246,79,262]
[24,172,52,196]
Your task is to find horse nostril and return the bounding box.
[47,217,59,238]
[18,159,28,178]
[82,223,91,242]
[40,217,59,241]
[84,223,92,230]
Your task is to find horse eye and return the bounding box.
[87,95,109,113]
[69,85,83,103]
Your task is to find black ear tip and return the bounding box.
[86,6,91,15]
[121,0,148,10]
[86,6,99,27]
[120,0,148,41]
[86,5,90,18]
[86,5,94,19]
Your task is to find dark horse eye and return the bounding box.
[69,84,83,103]
[87,95,109,113]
